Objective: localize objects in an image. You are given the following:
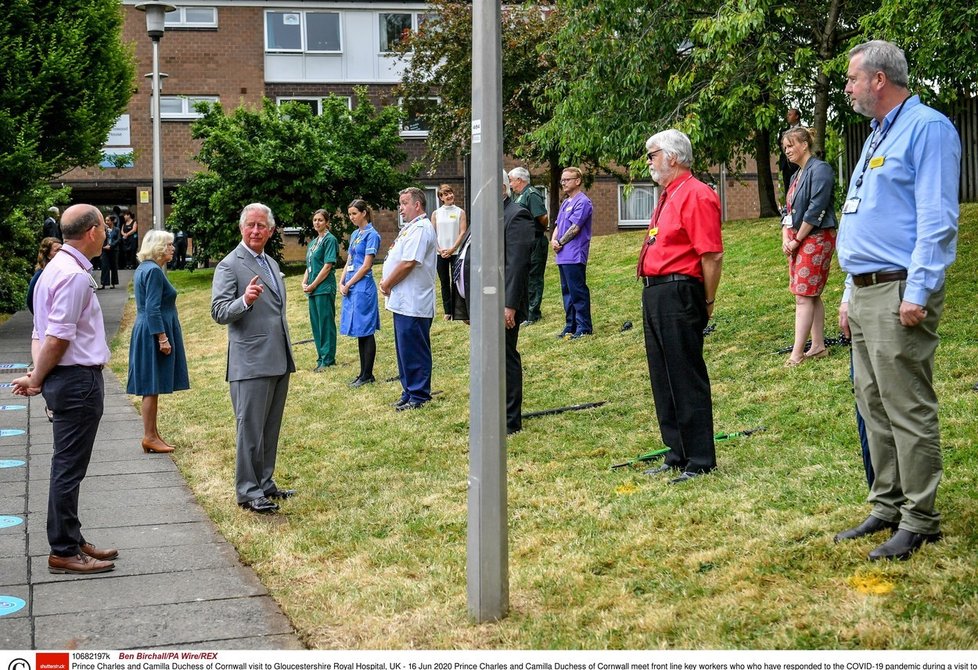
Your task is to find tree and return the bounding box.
[0,0,134,312]
[168,92,417,264]
[394,1,599,216]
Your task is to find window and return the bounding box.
[380,12,425,52]
[156,95,219,120]
[266,11,341,53]
[164,7,217,28]
[276,96,353,115]
[618,184,658,228]
[399,97,439,137]
[398,186,440,227]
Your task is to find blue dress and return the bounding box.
[340,224,382,337]
[127,261,190,395]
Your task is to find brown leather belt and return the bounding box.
[852,270,907,287]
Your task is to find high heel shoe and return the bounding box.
[141,438,174,454]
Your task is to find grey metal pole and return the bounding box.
[467,0,508,622]
[151,37,164,231]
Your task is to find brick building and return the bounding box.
[58,0,775,262]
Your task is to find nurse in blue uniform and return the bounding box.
[339,199,382,387]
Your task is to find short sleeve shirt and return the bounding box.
[382,216,438,318]
[554,191,593,265]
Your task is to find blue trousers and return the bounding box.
[43,365,104,556]
[393,312,433,403]
[558,262,592,335]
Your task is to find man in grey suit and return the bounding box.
[211,203,297,514]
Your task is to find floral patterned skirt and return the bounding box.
[788,227,836,297]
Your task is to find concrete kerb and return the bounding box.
[0,267,302,650]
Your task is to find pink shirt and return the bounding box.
[32,245,110,366]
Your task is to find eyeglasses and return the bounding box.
[646,149,663,161]
[559,177,580,184]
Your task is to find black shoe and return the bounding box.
[238,496,279,514]
[266,488,296,500]
[670,471,707,484]
[392,397,410,409]
[643,463,677,476]
[833,515,900,543]
[350,375,376,388]
[520,319,537,327]
[868,528,941,561]
[570,331,592,340]
[556,329,572,339]
[395,400,427,412]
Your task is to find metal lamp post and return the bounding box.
[135,1,176,231]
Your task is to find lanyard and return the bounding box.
[854,95,911,190]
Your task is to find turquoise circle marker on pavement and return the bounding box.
[0,516,24,529]
[0,596,27,616]
[0,405,27,411]
[0,363,29,370]
[0,460,26,468]
[0,429,26,438]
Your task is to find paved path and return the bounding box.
[0,270,303,649]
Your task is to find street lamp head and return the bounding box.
[134,2,176,40]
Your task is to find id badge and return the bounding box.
[842,197,861,214]
[780,214,792,228]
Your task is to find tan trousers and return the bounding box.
[848,280,944,534]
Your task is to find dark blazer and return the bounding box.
[788,157,837,230]
[453,197,535,321]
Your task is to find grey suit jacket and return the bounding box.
[788,157,837,231]
[211,242,296,382]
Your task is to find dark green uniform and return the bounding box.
[512,185,548,322]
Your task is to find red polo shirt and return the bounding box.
[638,173,723,280]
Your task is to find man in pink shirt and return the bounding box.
[12,204,118,575]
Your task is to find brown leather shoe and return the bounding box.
[48,553,115,574]
[142,437,174,454]
[80,542,119,561]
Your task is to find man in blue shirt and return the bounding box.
[834,40,960,561]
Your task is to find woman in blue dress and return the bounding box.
[127,230,190,454]
[338,199,381,387]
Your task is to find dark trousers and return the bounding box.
[436,255,457,317]
[558,262,592,335]
[357,334,376,380]
[43,366,104,556]
[100,248,119,287]
[506,323,522,433]
[851,348,875,488]
[393,313,433,404]
[641,280,716,473]
[526,234,548,321]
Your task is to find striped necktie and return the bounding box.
[255,254,276,293]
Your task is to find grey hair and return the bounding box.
[137,229,174,263]
[239,203,276,229]
[508,166,531,183]
[849,40,909,88]
[646,129,693,168]
[503,170,511,197]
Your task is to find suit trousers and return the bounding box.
[393,312,433,404]
[849,281,943,533]
[43,366,104,556]
[436,255,457,317]
[230,373,290,503]
[308,291,336,366]
[505,322,523,433]
[557,263,592,335]
[526,234,548,321]
[641,280,716,473]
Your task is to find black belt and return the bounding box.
[641,273,700,288]
[58,364,105,370]
[852,270,907,287]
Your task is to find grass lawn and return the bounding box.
[109,203,978,649]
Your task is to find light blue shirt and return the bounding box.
[837,95,960,305]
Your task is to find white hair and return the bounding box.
[645,129,693,167]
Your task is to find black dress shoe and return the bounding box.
[669,470,707,484]
[643,463,678,476]
[350,375,376,388]
[868,528,941,561]
[392,397,410,409]
[833,515,899,543]
[266,489,296,500]
[395,400,427,412]
[238,496,279,514]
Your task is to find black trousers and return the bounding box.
[436,255,457,317]
[506,322,522,433]
[100,248,119,287]
[42,366,104,556]
[641,279,716,473]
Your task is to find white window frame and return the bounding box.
[399,96,439,137]
[164,7,218,28]
[156,95,219,121]
[618,183,659,228]
[265,10,342,54]
[379,12,425,53]
[397,186,440,227]
[276,96,354,115]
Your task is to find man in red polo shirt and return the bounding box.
[637,129,724,484]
